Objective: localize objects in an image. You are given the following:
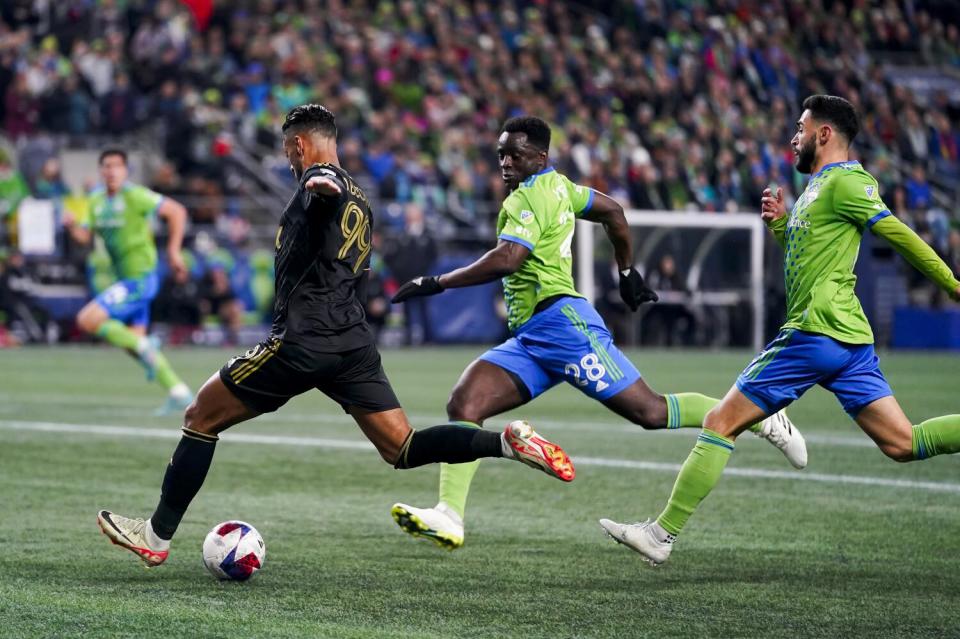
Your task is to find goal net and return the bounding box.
[575,211,769,352]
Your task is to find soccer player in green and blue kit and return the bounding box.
[600,95,960,566]
[388,116,807,549]
[65,149,192,414]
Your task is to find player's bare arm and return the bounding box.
[391,239,529,303]
[63,210,92,245]
[581,191,658,310]
[157,197,188,278]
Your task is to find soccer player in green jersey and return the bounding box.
[388,116,807,550]
[600,95,960,566]
[64,149,193,414]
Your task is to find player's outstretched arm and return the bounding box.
[62,210,92,245]
[391,240,529,304]
[158,197,189,278]
[871,215,960,300]
[581,191,657,310]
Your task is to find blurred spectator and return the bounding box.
[154,266,202,327]
[33,157,68,198]
[0,250,54,343]
[199,265,242,345]
[384,202,437,345]
[0,0,953,226]
[644,254,695,346]
[364,234,391,341]
[905,164,933,210]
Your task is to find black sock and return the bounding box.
[150,429,218,540]
[395,424,502,469]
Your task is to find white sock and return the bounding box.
[650,521,676,544]
[145,519,171,551]
[500,432,514,459]
[434,501,464,527]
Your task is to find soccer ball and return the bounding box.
[201,520,266,581]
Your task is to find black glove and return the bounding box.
[391,275,444,304]
[618,267,658,311]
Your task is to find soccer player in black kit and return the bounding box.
[96,104,574,567]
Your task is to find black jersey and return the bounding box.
[271,163,374,352]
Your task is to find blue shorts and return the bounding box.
[736,329,893,417]
[479,297,640,401]
[93,272,159,327]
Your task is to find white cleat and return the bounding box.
[598,518,672,566]
[97,510,169,567]
[755,410,807,469]
[391,502,464,550]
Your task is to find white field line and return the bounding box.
[0,396,877,449]
[3,419,959,494]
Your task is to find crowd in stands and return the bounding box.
[0,0,959,344]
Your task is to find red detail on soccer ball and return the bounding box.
[216,522,243,536]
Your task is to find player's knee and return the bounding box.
[702,407,734,437]
[377,444,400,465]
[628,396,668,429]
[76,307,99,334]
[445,391,475,422]
[880,442,914,463]
[183,400,216,436]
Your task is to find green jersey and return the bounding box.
[83,183,164,280]
[497,167,594,331]
[772,161,892,344]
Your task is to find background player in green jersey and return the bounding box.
[388,116,807,550]
[600,95,960,566]
[64,149,192,414]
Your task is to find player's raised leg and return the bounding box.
[98,371,259,566]
[854,396,960,462]
[353,405,572,480]
[77,288,192,413]
[600,386,766,565]
[391,358,529,548]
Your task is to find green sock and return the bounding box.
[656,431,734,536]
[154,351,185,392]
[438,421,482,519]
[95,319,142,351]
[911,415,960,460]
[664,392,762,433]
[665,393,720,428]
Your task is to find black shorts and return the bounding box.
[219,338,401,414]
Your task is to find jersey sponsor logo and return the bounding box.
[787,215,810,229]
[520,209,534,224]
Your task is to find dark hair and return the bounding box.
[282,103,337,138]
[99,148,128,165]
[802,94,860,144]
[502,116,551,152]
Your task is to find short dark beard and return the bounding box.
[795,137,817,174]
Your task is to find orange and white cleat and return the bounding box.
[502,420,575,482]
[97,510,169,567]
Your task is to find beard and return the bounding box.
[794,137,817,174]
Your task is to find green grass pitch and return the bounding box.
[1,345,958,638]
